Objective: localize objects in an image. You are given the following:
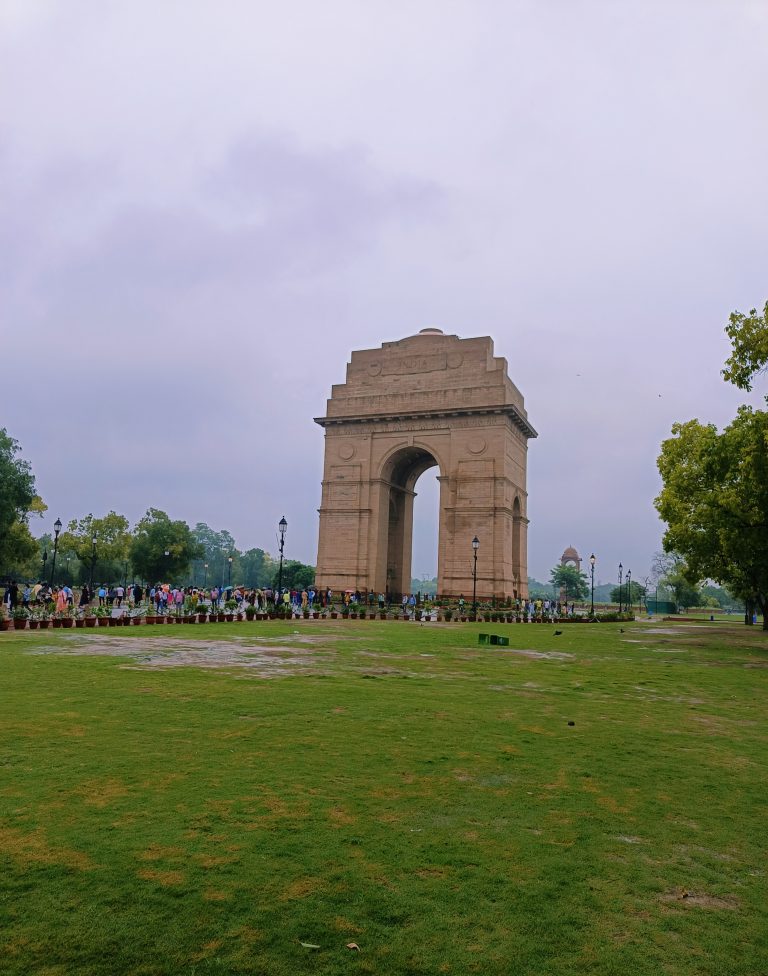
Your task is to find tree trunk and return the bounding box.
[745,599,754,626]
[758,597,768,631]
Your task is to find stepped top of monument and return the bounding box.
[316,329,536,438]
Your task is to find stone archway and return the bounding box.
[315,329,537,600]
[378,445,440,598]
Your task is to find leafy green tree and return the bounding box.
[656,408,768,628]
[700,584,742,610]
[722,300,768,391]
[0,428,40,576]
[240,548,276,588]
[609,581,647,607]
[527,577,555,599]
[59,512,132,583]
[192,523,238,586]
[549,564,589,601]
[130,509,202,584]
[277,560,315,591]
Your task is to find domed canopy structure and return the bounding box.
[561,546,581,570]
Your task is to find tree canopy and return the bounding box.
[655,408,768,628]
[609,580,647,607]
[130,509,203,583]
[648,551,703,609]
[61,512,131,563]
[548,564,589,601]
[722,300,768,391]
[0,428,42,577]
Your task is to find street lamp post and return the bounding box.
[471,536,479,621]
[49,517,62,586]
[626,569,632,613]
[66,554,71,582]
[163,551,170,585]
[589,553,596,617]
[204,563,209,587]
[277,516,287,596]
[618,563,623,613]
[89,537,97,591]
[227,556,233,589]
[42,548,48,582]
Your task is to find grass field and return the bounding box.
[1,619,767,975]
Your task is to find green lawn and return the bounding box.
[1,620,766,975]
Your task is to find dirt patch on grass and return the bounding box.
[76,777,130,808]
[329,807,357,827]
[28,636,335,676]
[499,648,574,661]
[280,877,322,900]
[203,889,232,901]
[0,826,94,871]
[137,845,185,862]
[660,890,739,910]
[137,868,186,886]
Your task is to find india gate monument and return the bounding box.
[315,329,537,601]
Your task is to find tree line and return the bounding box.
[0,455,315,590]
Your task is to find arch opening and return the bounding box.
[411,469,440,599]
[380,447,439,601]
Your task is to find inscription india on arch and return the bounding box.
[315,328,537,601]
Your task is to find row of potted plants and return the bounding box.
[1,604,635,630]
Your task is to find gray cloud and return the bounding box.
[1,1,767,583]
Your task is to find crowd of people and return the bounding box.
[3,580,574,618]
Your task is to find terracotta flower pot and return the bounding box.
[85,617,96,627]
[39,619,50,629]
[62,618,74,628]
[51,619,62,629]
[28,619,39,630]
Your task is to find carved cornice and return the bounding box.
[315,404,538,439]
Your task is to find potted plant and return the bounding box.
[358,607,366,620]
[12,607,29,630]
[0,608,10,632]
[245,604,257,621]
[444,609,453,622]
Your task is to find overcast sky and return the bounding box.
[2,1,767,585]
